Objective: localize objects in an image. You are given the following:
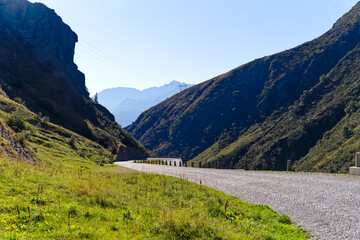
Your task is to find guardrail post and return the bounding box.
[287,160,292,171]
[356,153,360,167]
[244,161,249,170]
[262,160,267,171]
[350,153,360,175]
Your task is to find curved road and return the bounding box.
[116,161,360,239]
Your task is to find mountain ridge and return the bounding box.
[128,2,360,171]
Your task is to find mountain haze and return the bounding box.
[128,2,360,171]
[98,81,193,127]
[0,0,150,159]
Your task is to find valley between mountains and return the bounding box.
[0,0,359,239]
[127,2,360,173]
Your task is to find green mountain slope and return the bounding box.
[128,3,360,171]
[193,44,360,172]
[0,0,150,159]
[0,84,307,239]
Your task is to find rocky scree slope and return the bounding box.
[127,2,360,171]
[0,0,150,159]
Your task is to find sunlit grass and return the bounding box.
[0,89,308,239]
[0,157,309,239]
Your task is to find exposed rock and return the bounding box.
[116,145,148,161]
[0,0,150,158]
[0,0,86,95]
[0,126,34,163]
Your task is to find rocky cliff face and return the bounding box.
[0,0,87,96]
[0,0,150,159]
[128,2,360,171]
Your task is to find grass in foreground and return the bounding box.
[0,158,308,239]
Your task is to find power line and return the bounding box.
[178,83,188,92]
[77,44,158,82]
[81,39,160,78]
[77,38,166,82]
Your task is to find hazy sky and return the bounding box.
[28,0,358,95]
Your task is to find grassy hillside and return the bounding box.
[0,89,308,239]
[128,3,360,172]
[0,88,113,168]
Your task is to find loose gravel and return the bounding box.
[116,162,360,240]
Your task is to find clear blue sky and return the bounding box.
[29,0,358,95]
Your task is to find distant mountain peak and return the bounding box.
[97,81,194,127]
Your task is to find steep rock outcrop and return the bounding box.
[0,0,150,159]
[0,0,87,95]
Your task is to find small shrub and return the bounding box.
[7,111,26,132]
[342,126,352,138]
[345,100,357,115]
[14,97,25,106]
[94,197,115,208]
[34,213,45,222]
[123,210,133,222]
[17,131,30,145]
[84,211,92,219]
[18,133,26,145]
[68,136,77,149]
[278,215,291,224]
[208,204,223,217]
[111,224,120,231]
[78,232,92,239]
[42,116,50,123]
[68,206,78,218]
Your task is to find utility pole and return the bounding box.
[94,93,98,103]
[179,83,188,92]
